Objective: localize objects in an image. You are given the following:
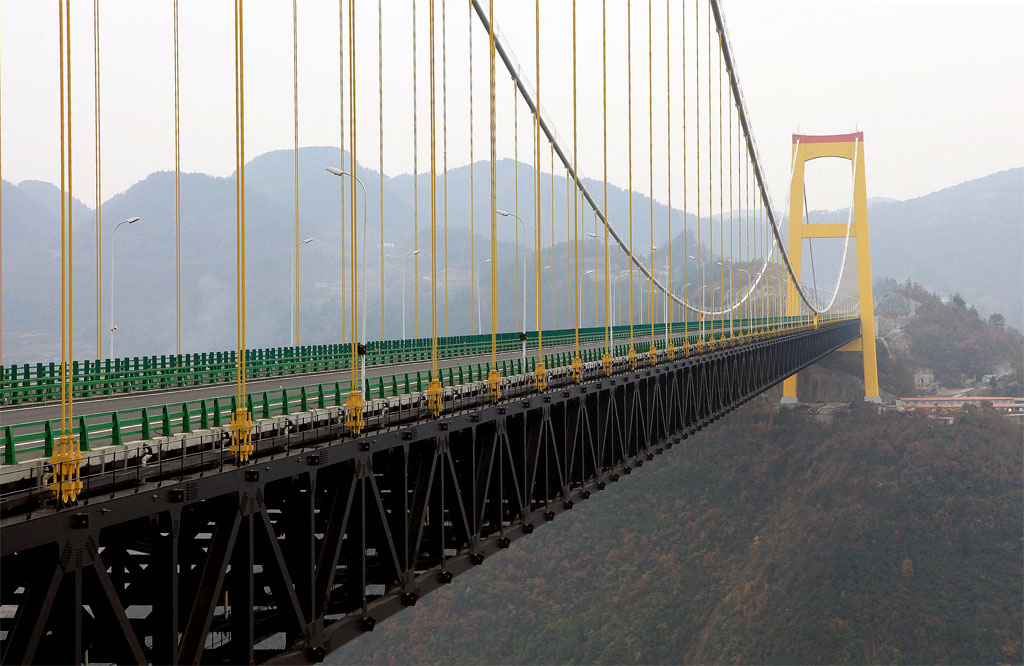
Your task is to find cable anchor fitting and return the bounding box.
[487,369,502,403]
[426,379,444,417]
[571,355,583,383]
[345,390,366,435]
[228,407,255,462]
[534,362,548,392]
[49,433,83,503]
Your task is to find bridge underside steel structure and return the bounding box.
[0,320,858,665]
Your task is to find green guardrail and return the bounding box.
[1,315,830,407]
[1,314,855,466]
[1,323,621,406]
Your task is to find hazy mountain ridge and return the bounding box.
[1,152,1019,363]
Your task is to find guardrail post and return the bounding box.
[213,398,223,427]
[260,392,270,419]
[181,402,192,434]
[300,386,309,412]
[141,407,152,440]
[317,385,326,409]
[78,415,90,451]
[200,401,210,430]
[281,388,291,416]
[111,412,123,446]
[3,426,15,464]
[43,420,54,456]
[161,405,172,436]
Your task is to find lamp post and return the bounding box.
[290,237,315,347]
[497,209,529,363]
[326,167,369,385]
[475,258,491,334]
[401,249,421,340]
[109,216,141,359]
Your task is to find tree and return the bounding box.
[988,313,1006,330]
[951,293,966,308]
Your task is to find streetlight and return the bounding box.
[326,167,369,385]
[475,258,491,334]
[109,216,141,359]
[497,209,529,363]
[290,237,316,348]
[401,249,422,340]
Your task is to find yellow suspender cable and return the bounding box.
[550,145,554,330]
[292,0,300,347]
[601,0,611,372]
[339,0,347,345]
[682,0,688,347]
[379,0,384,342]
[718,37,723,340]
[627,0,636,367]
[566,173,571,325]
[593,211,598,327]
[346,0,365,430]
[513,79,519,332]
[468,0,474,335]
[428,0,443,413]
[728,69,733,339]
[487,0,500,401]
[0,0,2,362]
[413,0,419,340]
[443,0,449,338]
[93,0,101,361]
[229,0,254,461]
[648,0,655,356]
[571,0,581,381]
[695,0,701,345]
[174,0,181,356]
[665,0,673,355]
[708,0,714,342]
[534,0,546,389]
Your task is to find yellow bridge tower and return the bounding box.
[781,132,881,403]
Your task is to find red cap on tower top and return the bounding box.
[792,132,864,144]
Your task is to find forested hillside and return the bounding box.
[330,401,1022,665]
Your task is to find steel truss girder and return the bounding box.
[0,321,859,665]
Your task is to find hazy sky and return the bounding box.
[1,0,1021,214]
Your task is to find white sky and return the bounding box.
[1,0,1021,213]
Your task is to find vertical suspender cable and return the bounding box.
[513,79,519,332]
[648,0,654,353]
[93,0,101,361]
[0,1,2,362]
[571,0,581,378]
[681,0,688,343]
[534,0,545,386]
[487,0,499,399]
[292,0,300,347]
[379,0,384,342]
[468,0,474,334]
[339,0,347,344]
[707,0,714,340]
[566,173,571,326]
[413,0,419,339]
[728,70,733,338]
[350,0,360,406]
[550,145,554,330]
[443,0,449,337]
[429,0,438,376]
[174,0,181,356]
[718,35,723,339]
[695,0,701,343]
[626,0,635,362]
[665,0,672,350]
[601,0,610,366]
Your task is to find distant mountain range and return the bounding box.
[1,148,1020,363]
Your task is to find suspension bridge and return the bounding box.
[0,0,878,663]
